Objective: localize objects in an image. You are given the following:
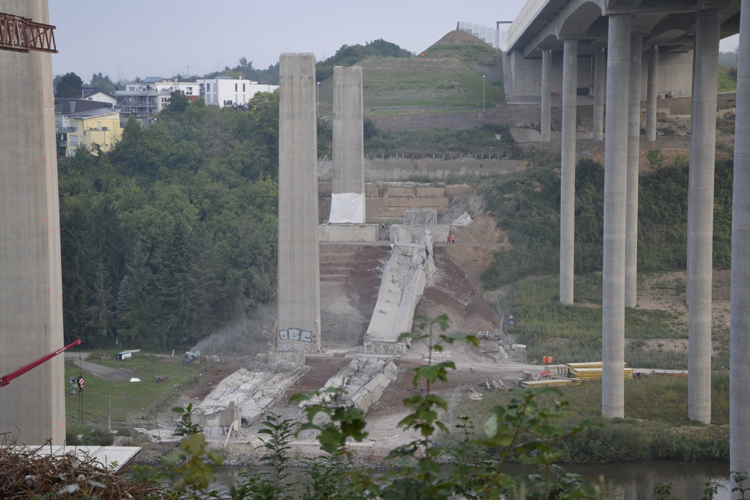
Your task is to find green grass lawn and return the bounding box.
[316,57,500,113]
[65,352,203,429]
[504,275,728,369]
[450,373,730,463]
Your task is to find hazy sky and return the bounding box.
[49,0,525,82]
[49,1,739,84]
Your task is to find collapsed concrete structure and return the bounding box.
[365,228,435,353]
[302,355,398,415]
[277,53,321,353]
[195,363,309,437]
[0,0,66,445]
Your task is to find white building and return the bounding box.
[84,91,117,108]
[114,77,200,117]
[197,76,279,107]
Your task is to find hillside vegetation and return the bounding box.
[59,93,280,350]
[315,31,502,115]
[421,29,503,87]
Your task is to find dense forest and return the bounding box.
[481,152,734,288]
[58,92,281,350]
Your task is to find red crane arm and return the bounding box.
[0,338,82,388]
[0,12,57,53]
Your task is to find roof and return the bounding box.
[6,446,141,472]
[55,98,113,115]
[67,107,120,120]
[142,77,161,83]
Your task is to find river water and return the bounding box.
[211,460,730,499]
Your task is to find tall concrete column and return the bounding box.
[560,39,578,306]
[277,53,321,353]
[731,0,750,490]
[602,14,631,419]
[646,46,659,142]
[625,36,643,309]
[332,66,365,197]
[687,9,720,424]
[541,50,552,143]
[0,0,65,446]
[593,48,606,141]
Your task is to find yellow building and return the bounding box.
[62,108,122,156]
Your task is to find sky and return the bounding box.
[49,0,526,82]
[49,1,740,84]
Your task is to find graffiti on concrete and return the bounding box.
[363,341,408,355]
[278,328,313,343]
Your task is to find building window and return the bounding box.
[243,83,246,92]
[235,83,238,91]
[96,121,101,130]
[69,135,79,147]
[207,83,211,92]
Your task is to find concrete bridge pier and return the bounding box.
[593,48,606,141]
[332,66,365,197]
[0,0,65,446]
[602,13,631,419]
[560,39,578,305]
[541,49,552,143]
[646,46,659,142]
[625,35,643,309]
[277,53,322,353]
[731,0,750,488]
[687,9,721,425]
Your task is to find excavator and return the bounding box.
[0,339,82,388]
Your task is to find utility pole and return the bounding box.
[482,75,485,111]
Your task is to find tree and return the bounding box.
[163,90,190,114]
[55,72,83,98]
[91,72,114,94]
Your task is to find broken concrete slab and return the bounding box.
[365,228,435,346]
[302,355,398,415]
[196,364,310,432]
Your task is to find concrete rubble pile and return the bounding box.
[195,362,310,432]
[365,227,436,349]
[302,355,398,415]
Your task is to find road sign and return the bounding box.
[77,376,84,389]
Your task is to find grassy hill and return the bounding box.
[421,29,503,86]
[317,31,503,115]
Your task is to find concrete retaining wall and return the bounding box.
[319,159,525,182]
[318,224,378,242]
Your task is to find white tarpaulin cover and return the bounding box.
[329,192,365,224]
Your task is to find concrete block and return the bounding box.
[444,184,473,196]
[404,209,438,226]
[365,186,380,197]
[367,208,407,218]
[384,187,415,197]
[318,224,378,242]
[390,225,449,243]
[268,350,305,366]
[367,198,450,208]
[415,187,444,197]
